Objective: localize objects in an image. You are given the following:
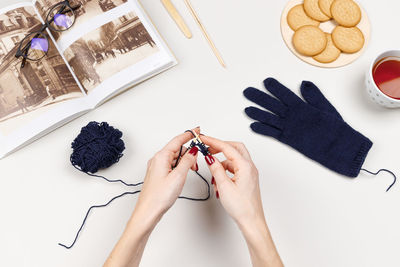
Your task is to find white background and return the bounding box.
[1,0,399,266]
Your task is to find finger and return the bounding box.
[300,81,342,119]
[191,162,198,172]
[221,160,235,173]
[162,127,200,153]
[170,146,199,179]
[264,77,302,106]
[213,183,218,192]
[204,155,233,188]
[245,106,283,129]
[250,122,281,139]
[226,142,251,160]
[201,136,245,163]
[213,184,219,199]
[243,87,286,117]
[171,146,188,168]
[174,146,188,158]
[173,146,197,171]
[208,141,251,161]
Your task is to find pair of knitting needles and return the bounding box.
[161,0,226,68]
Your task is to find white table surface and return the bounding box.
[1,0,399,266]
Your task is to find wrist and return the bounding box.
[238,215,282,266]
[126,204,163,237]
[237,214,268,242]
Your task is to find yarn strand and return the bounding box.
[174,142,211,201]
[71,159,144,187]
[361,168,397,192]
[58,190,141,249]
[59,167,210,249]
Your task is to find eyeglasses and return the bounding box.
[15,0,80,68]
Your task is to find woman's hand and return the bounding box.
[104,129,200,267]
[201,136,283,267]
[201,136,264,226]
[134,128,200,227]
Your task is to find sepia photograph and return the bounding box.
[34,0,128,40]
[63,11,159,92]
[0,6,82,134]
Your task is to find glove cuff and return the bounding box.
[348,138,373,177]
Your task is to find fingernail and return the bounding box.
[216,191,219,199]
[188,146,199,156]
[195,163,199,171]
[205,155,215,166]
[211,177,215,185]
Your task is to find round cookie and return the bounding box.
[287,4,320,31]
[313,33,341,63]
[331,0,361,27]
[304,0,330,22]
[318,0,335,17]
[332,26,364,53]
[293,25,327,56]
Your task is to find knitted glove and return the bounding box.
[243,78,373,177]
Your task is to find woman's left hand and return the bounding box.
[132,128,200,227]
[104,129,200,267]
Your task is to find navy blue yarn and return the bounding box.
[70,121,125,174]
[244,78,373,178]
[59,122,210,249]
[58,190,141,249]
[361,169,397,192]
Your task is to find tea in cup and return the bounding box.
[366,50,400,108]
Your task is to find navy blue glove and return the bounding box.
[243,78,373,177]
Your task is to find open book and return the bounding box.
[0,0,176,158]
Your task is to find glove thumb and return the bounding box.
[301,81,342,119]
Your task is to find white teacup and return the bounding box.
[366,50,400,108]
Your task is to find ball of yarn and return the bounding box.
[70,121,125,173]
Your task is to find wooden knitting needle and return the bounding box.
[161,0,192,39]
[184,0,226,68]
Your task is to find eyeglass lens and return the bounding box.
[21,32,49,60]
[47,4,75,31]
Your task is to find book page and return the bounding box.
[0,3,85,138]
[34,0,128,42]
[33,0,175,104]
[63,11,160,92]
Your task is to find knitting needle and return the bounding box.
[192,130,202,143]
[184,0,226,68]
[161,0,192,38]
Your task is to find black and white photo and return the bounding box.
[64,11,158,92]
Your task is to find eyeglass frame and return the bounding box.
[15,0,80,68]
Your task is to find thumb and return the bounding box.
[204,154,233,188]
[300,81,342,119]
[171,146,199,179]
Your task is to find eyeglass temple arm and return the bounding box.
[20,41,33,68]
[21,49,29,68]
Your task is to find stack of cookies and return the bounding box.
[287,0,364,63]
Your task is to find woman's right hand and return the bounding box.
[201,136,265,227]
[201,136,283,267]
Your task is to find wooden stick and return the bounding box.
[161,0,192,39]
[184,0,226,68]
